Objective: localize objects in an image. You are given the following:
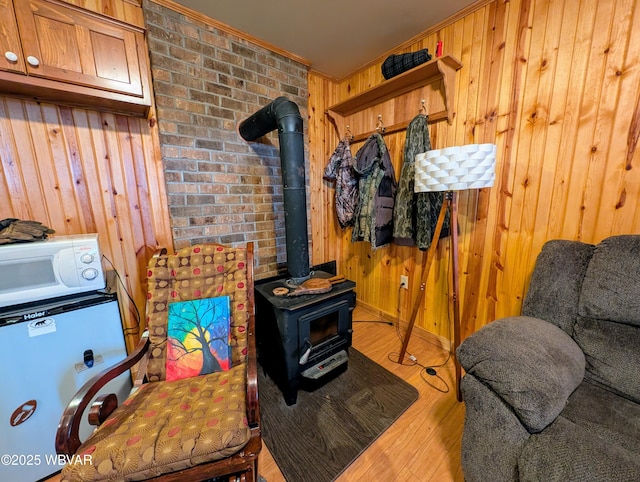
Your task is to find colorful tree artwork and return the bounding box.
[165,296,231,381]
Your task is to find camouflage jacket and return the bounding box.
[324,138,358,228]
[351,133,397,248]
[393,114,449,250]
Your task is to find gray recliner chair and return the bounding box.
[457,235,640,481]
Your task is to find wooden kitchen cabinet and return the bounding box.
[0,0,26,74]
[0,0,152,116]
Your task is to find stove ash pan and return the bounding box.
[255,273,356,405]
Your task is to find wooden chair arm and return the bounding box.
[246,321,260,428]
[55,331,150,456]
[245,242,260,429]
[133,346,150,387]
[88,393,119,426]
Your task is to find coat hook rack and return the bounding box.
[376,114,386,134]
[345,125,354,141]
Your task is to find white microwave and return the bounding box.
[0,234,106,308]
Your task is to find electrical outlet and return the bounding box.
[400,275,409,289]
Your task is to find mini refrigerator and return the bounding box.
[0,291,132,482]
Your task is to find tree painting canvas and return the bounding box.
[166,296,231,381]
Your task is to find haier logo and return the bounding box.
[27,317,56,337]
[23,310,47,321]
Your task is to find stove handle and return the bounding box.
[299,339,312,365]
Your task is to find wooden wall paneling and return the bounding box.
[527,0,569,293]
[93,111,155,347]
[58,109,97,233]
[113,116,145,249]
[444,21,465,147]
[494,0,533,318]
[86,110,140,343]
[409,7,486,339]
[487,0,517,323]
[452,8,487,334]
[67,109,112,239]
[72,110,132,345]
[3,102,45,221]
[117,115,156,342]
[487,0,528,322]
[460,1,501,335]
[138,109,172,252]
[61,0,145,27]
[501,0,549,315]
[48,105,92,231]
[457,13,488,330]
[481,0,528,323]
[308,73,328,266]
[116,115,149,279]
[125,109,173,282]
[563,0,606,241]
[543,0,586,241]
[310,9,485,342]
[461,8,488,143]
[25,104,56,225]
[442,11,475,338]
[309,71,338,268]
[0,97,172,352]
[471,0,520,326]
[477,0,510,327]
[398,245,417,320]
[529,0,575,266]
[450,15,471,142]
[63,107,139,341]
[556,0,629,240]
[111,0,143,25]
[23,102,75,231]
[579,0,620,242]
[590,0,638,239]
[0,101,31,220]
[310,0,640,344]
[123,116,155,243]
[561,0,609,241]
[611,3,640,234]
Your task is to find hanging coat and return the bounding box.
[351,133,397,248]
[324,138,358,228]
[393,113,449,250]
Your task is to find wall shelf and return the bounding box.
[326,54,462,139]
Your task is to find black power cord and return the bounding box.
[387,262,454,394]
[102,255,142,336]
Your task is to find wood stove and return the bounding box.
[240,97,356,404]
[255,272,356,405]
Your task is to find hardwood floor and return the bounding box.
[258,305,465,482]
[46,305,465,482]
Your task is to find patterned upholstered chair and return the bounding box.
[56,243,261,481]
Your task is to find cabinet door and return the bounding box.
[14,0,145,98]
[0,0,26,74]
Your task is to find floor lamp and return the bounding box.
[398,143,496,401]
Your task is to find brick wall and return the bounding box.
[143,1,309,278]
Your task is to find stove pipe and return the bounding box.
[239,97,310,283]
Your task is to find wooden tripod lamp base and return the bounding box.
[397,191,462,402]
[398,143,497,403]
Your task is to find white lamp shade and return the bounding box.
[414,143,497,192]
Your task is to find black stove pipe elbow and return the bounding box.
[239,97,310,283]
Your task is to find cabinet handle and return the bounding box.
[4,51,18,63]
[26,56,40,67]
